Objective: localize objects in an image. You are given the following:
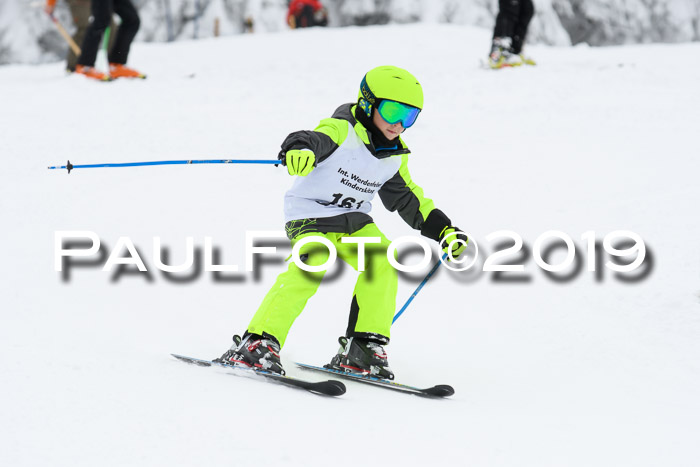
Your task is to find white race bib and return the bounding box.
[284,125,402,222]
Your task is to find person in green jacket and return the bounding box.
[215,66,468,379]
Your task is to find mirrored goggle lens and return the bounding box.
[378,100,421,128]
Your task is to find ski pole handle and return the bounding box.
[392,253,448,324]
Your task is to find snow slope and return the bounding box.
[1,23,700,467]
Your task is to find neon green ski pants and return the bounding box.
[247,223,397,347]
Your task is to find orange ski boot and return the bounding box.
[75,65,112,81]
[109,63,146,79]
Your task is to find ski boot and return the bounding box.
[75,65,112,81]
[488,37,523,69]
[214,333,285,375]
[109,63,147,79]
[325,336,394,380]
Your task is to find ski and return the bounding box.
[479,57,536,70]
[171,354,346,397]
[295,362,454,398]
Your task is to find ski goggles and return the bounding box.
[377,100,421,128]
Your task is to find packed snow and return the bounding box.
[1,23,699,467]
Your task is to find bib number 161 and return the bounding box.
[318,193,365,210]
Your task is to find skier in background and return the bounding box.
[45,0,117,73]
[215,66,468,379]
[71,0,144,81]
[488,0,537,68]
[287,0,328,29]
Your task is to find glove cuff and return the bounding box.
[420,209,452,242]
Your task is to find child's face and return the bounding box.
[372,109,404,141]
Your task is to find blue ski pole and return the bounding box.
[47,159,280,174]
[392,252,448,324]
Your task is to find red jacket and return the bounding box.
[287,0,325,25]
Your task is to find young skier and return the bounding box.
[488,0,536,68]
[215,66,468,379]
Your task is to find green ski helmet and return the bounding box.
[358,65,423,119]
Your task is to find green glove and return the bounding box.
[439,227,469,260]
[285,149,316,176]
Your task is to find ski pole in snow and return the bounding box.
[392,252,448,324]
[47,13,81,56]
[47,159,280,173]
